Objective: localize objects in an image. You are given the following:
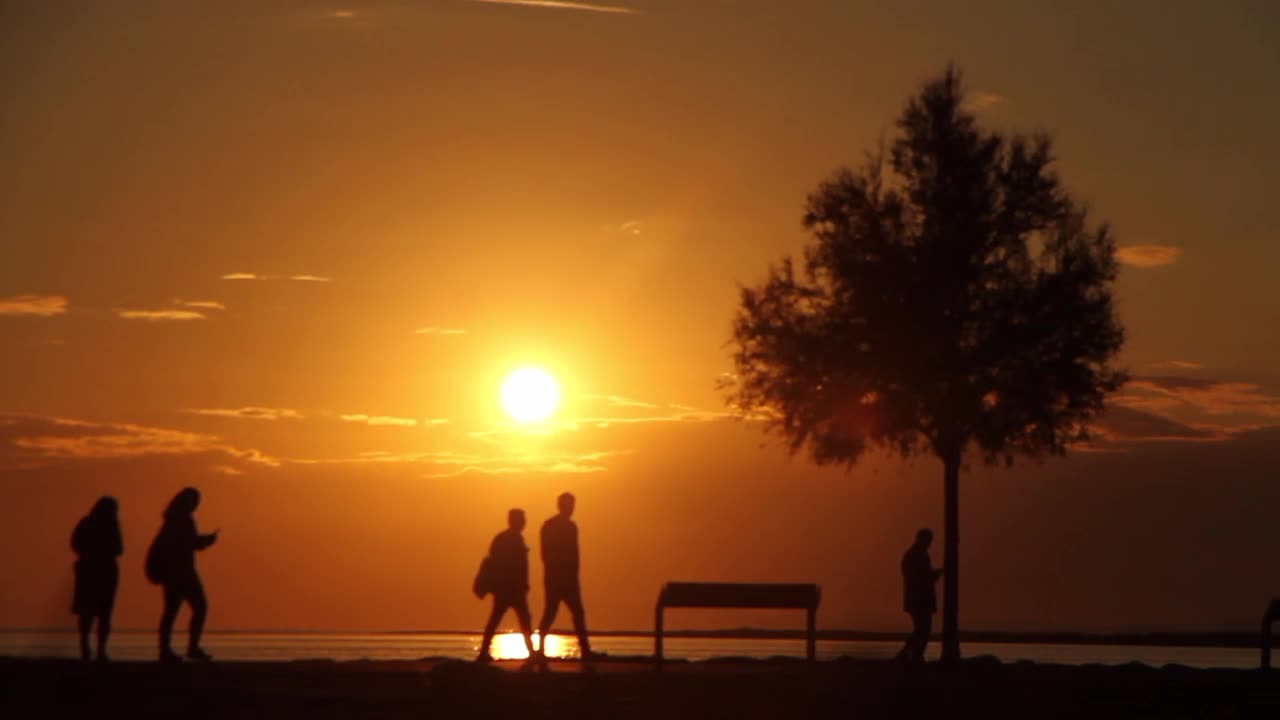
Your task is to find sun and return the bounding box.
[500,367,560,423]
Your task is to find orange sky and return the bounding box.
[3,0,1279,634]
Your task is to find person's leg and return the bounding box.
[96,611,112,661]
[159,583,183,660]
[186,576,209,659]
[565,587,591,655]
[99,568,117,661]
[479,598,508,660]
[513,596,536,657]
[77,614,92,661]
[536,587,561,654]
[907,612,930,663]
[895,611,913,661]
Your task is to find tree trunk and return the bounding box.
[941,450,961,664]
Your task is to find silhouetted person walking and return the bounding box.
[536,492,593,660]
[147,487,217,663]
[897,528,943,664]
[71,497,123,662]
[476,508,536,663]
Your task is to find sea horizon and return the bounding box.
[0,628,1264,670]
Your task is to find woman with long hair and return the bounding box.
[150,487,218,663]
[71,496,123,662]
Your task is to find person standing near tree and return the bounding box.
[896,528,943,664]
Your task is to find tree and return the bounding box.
[724,67,1126,663]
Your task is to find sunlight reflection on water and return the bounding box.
[487,632,577,660]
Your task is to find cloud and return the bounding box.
[177,300,226,311]
[220,273,331,282]
[290,447,627,477]
[1120,376,1280,419]
[184,407,304,421]
[0,294,68,316]
[414,327,467,336]
[339,414,421,428]
[618,220,642,236]
[468,0,641,15]
[1146,360,1202,371]
[1116,245,1182,267]
[467,400,733,440]
[581,394,659,410]
[116,309,206,321]
[1090,406,1224,443]
[0,413,277,470]
[963,91,1005,112]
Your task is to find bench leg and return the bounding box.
[655,604,664,669]
[1264,618,1272,671]
[806,607,816,661]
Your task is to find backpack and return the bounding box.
[472,556,494,598]
[144,526,172,585]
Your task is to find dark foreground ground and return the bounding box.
[3,656,1277,719]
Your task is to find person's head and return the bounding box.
[165,487,201,517]
[915,528,934,549]
[557,491,575,518]
[508,508,526,532]
[90,496,119,520]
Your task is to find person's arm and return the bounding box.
[71,520,86,555]
[540,522,549,567]
[193,523,218,551]
[569,523,580,576]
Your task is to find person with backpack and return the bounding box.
[147,487,218,663]
[475,508,536,663]
[71,496,123,662]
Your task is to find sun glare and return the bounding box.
[500,367,560,423]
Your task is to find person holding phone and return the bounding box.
[151,487,218,663]
[896,528,944,664]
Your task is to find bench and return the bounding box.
[1264,598,1279,670]
[654,582,821,665]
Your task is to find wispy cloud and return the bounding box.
[1146,360,1202,371]
[0,294,68,317]
[414,327,467,336]
[221,272,332,282]
[618,220,642,236]
[179,300,226,310]
[116,309,206,321]
[1091,406,1225,443]
[1120,376,1280,419]
[184,407,304,421]
[339,414,421,428]
[581,394,659,409]
[963,91,1006,112]
[468,0,641,15]
[0,414,277,470]
[288,447,627,477]
[1116,245,1182,267]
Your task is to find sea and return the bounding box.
[0,629,1262,669]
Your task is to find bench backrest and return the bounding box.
[658,582,820,610]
